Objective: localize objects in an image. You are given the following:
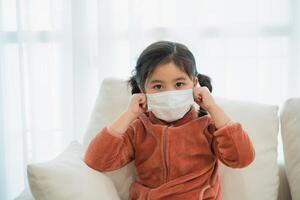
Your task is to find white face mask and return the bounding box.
[146,88,195,122]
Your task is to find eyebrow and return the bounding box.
[149,76,188,84]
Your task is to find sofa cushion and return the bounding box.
[27,141,120,200]
[215,97,279,200]
[83,77,280,200]
[280,98,300,200]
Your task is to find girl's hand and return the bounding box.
[193,86,217,111]
[126,93,147,118]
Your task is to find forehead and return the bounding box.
[146,62,190,83]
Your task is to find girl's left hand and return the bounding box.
[193,86,217,111]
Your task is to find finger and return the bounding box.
[138,95,147,109]
[196,94,202,102]
[138,93,145,100]
[195,90,202,98]
[138,95,145,103]
[193,91,200,100]
[140,98,147,107]
[139,101,146,109]
[194,93,201,102]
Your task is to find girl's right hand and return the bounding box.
[126,93,147,118]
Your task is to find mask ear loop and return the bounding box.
[138,85,149,112]
[194,73,200,87]
[144,94,149,112]
[193,73,202,112]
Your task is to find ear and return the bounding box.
[193,77,198,87]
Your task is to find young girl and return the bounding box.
[84,41,255,200]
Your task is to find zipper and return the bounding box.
[163,126,169,183]
[198,184,211,200]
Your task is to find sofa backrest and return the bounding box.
[280,98,300,200]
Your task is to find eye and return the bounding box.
[175,82,185,88]
[153,84,162,90]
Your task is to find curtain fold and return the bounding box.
[0,0,99,198]
[0,0,299,199]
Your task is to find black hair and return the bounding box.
[128,41,213,117]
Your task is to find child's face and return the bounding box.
[143,61,198,94]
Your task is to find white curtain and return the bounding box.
[0,0,100,198]
[0,0,299,199]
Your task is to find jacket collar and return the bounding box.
[142,105,199,127]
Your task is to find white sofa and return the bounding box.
[16,78,300,200]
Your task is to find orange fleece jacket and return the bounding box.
[84,106,255,200]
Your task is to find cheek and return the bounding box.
[142,83,152,93]
[143,85,155,94]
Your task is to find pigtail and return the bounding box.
[197,73,212,92]
[128,75,141,94]
[196,73,213,117]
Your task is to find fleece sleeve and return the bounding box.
[205,121,256,168]
[83,125,135,172]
